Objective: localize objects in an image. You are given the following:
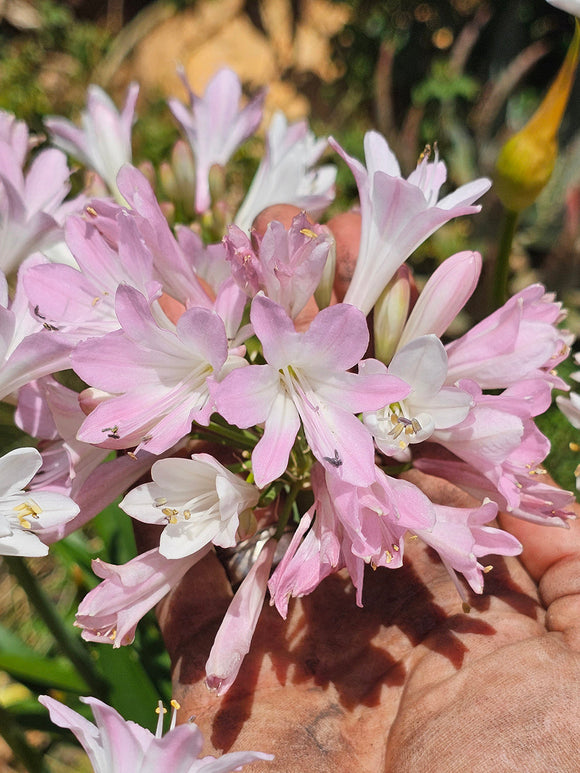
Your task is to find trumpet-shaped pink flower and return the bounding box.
[75,547,207,647]
[39,695,273,772]
[0,447,79,556]
[73,285,242,455]
[329,131,490,315]
[445,284,571,389]
[169,68,265,213]
[0,132,78,275]
[413,499,522,599]
[206,538,276,695]
[269,463,435,614]
[225,212,333,318]
[120,454,260,559]
[234,111,336,232]
[215,294,409,488]
[0,259,71,402]
[24,210,162,343]
[46,83,139,201]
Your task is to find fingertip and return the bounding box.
[325,211,361,302]
[252,204,303,236]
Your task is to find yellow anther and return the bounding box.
[483,565,493,574]
[110,630,117,641]
[155,705,168,715]
[183,510,191,520]
[570,442,579,452]
[170,699,181,710]
[86,206,98,217]
[92,297,101,306]
[385,550,392,564]
[299,227,319,239]
[393,544,400,552]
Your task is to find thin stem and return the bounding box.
[4,557,108,699]
[0,703,50,773]
[195,421,258,451]
[491,207,519,310]
[274,480,304,540]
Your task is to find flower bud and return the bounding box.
[494,20,580,212]
[373,265,411,364]
[313,228,336,310]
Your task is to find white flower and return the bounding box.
[120,453,260,559]
[0,447,79,556]
[363,335,473,458]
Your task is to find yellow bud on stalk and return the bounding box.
[495,20,580,212]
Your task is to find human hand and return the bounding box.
[152,470,580,772]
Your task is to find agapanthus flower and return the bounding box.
[234,111,336,232]
[329,132,491,315]
[224,211,333,318]
[120,453,260,559]
[72,284,244,455]
[215,294,409,488]
[39,695,274,772]
[169,67,265,214]
[0,127,79,276]
[412,498,522,600]
[24,208,163,343]
[361,335,472,458]
[0,447,79,556]
[46,83,139,202]
[0,259,71,402]
[75,547,207,647]
[206,538,277,695]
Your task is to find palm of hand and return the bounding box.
[152,471,580,772]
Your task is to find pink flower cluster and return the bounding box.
[0,67,575,737]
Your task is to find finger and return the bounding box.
[498,481,580,648]
[325,211,361,302]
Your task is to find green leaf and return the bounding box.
[0,652,88,692]
[90,645,161,730]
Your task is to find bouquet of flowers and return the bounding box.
[1,1,580,769]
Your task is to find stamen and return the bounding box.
[86,206,98,217]
[462,602,471,614]
[170,699,181,731]
[155,700,167,737]
[483,565,493,574]
[299,227,318,239]
[385,550,392,564]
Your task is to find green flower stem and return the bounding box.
[0,703,50,773]
[274,480,304,540]
[194,421,258,451]
[4,556,108,699]
[491,207,519,310]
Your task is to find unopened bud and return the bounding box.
[495,20,580,211]
[373,266,411,364]
[314,229,336,310]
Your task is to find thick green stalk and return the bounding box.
[491,208,519,311]
[4,557,108,699]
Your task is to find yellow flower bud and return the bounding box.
[495,20,580,212]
